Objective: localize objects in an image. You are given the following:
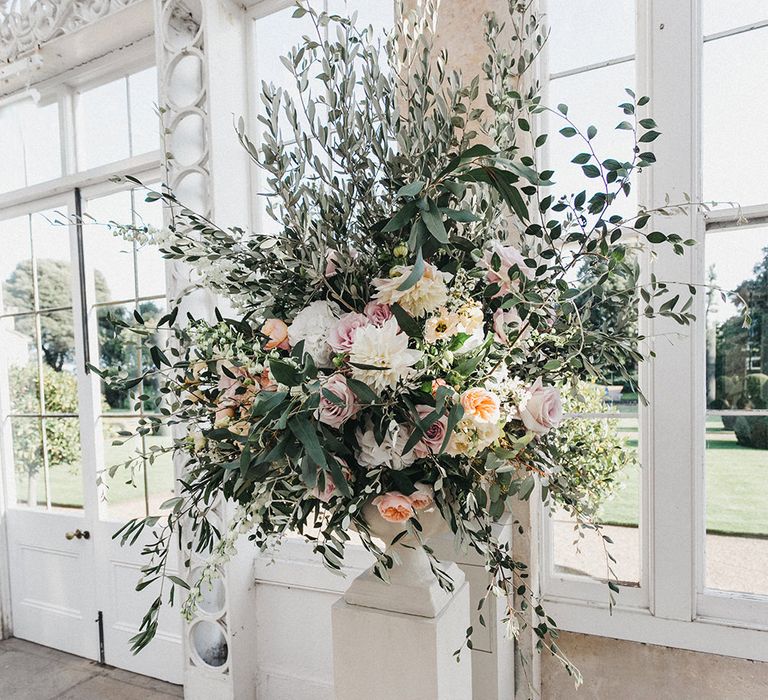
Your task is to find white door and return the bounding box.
[0,189,183,684]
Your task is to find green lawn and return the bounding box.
[599,417,768,536]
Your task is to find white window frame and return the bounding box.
[0,43,163,521]
[540,0,768,662]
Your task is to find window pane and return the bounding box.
[546,0,635,74]
[31,208,73,311]
[547,61,638,218]
[83,190,136,303]
[45,417,83,511]
[552,413,640,585]
[4,315,41,415]
[97,303,141,412]
[11,417,82,511]
[133,191,168,299]
[39,309,76,379]
[100,416,175,520]
[128,67,160,156]
[703,27,768,206]
[1,215,34,314]
[77,76,130,170]
[0,97,62,193]
[703,0,767,36]
[705,227,768,595]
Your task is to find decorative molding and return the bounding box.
[0,0,142,64]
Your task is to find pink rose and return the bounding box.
[363,301,393,326]
[493,307,529,345]
[408,482,434,511]
[328,312,369,354]
[412,405,448,458]
[520,378,563,435]
[262,318,290,351]
[325,248,359,277]
[317,373,360,429]
[478,241,533,297]
[215,364,257,423]
[372,492,414,522]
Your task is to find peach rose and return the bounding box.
[408,483,434,511]
[262,318,290,351]
[460,387,501,424]
[372,492,414,522]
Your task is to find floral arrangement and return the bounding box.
[104,0,695,680]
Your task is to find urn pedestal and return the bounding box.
[332,505,472,700]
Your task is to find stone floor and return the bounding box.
[0,638,183,700]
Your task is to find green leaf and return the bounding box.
[422,201,449,244]
[441,208,479,223]
[439,403,465,454]
[638,130,661,143]
[345,377,378,404]
[397,248,425,291]
[269,359,302,387]
[587,125,597,139]
[559,127,577,138]
[646,231,667,243]
[288,414,327,468]
[382,201,418,232]
[390,303,422,338]
[397,180,425,198]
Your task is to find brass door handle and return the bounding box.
[65,529,90,540]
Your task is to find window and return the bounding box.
[0,59,168,519]
[541,0,768,662]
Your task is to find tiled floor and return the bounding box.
[0,637,183,700]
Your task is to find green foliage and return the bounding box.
[548,384,634,517]
[734,415,768,450]
[9,364,80,479]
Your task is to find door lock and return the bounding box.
[65,529,90,540]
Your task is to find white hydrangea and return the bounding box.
[287,300,340,367]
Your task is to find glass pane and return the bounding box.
[11,417,46,507]
[138,300,167,411]
[31,208,73,310]
[3,315,41,414]
[703,0,767,36]
[546,0,635,74]
[77,76,130,170]
[706,227,768,403]
[83,190,136,303]
[330,0,394,35]
[39,309,76,378]
[101,417,175,520]
[45,417,83,511]
[11,417,82,511]
[705,227,768,595]
[703,27,768,206]
[0,97,62,193]
[133,191,168,298]
[1,214,34,314]
[97,304,141,412]
[552,414,640,585]
[547,61,638,218]
[128,67,160,156]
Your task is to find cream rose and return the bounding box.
[372,262,450,317]
[520,378,563,435]
[408,482,434,511]
[372,492,414,522]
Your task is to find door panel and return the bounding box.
[7,509,98,659]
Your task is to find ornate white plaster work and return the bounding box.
[154,1,232,693]
[0,0,142,63]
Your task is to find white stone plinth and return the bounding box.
[332,580,472,700]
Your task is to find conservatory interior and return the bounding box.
[0,1,766,699]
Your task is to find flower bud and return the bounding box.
[393,243,409,258]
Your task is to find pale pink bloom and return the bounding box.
[258,367,277,392]
[520,379,563,435]
[312,461,351,502]
[412,405,449,458]
[325,248,359,277]
[328,312,369,354]
[317,374,360,429]
[364,301,393,326]
[372,492,414,522]
[215,364,257,423]
[478,241,533,297]
[493,307,529,345]
[262,318,290,351]
[408,482,434,511]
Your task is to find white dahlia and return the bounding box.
[372,262,450,317]
[287,300,339,367]
[348,317,422,392]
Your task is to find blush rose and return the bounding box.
[520,378,563,435]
